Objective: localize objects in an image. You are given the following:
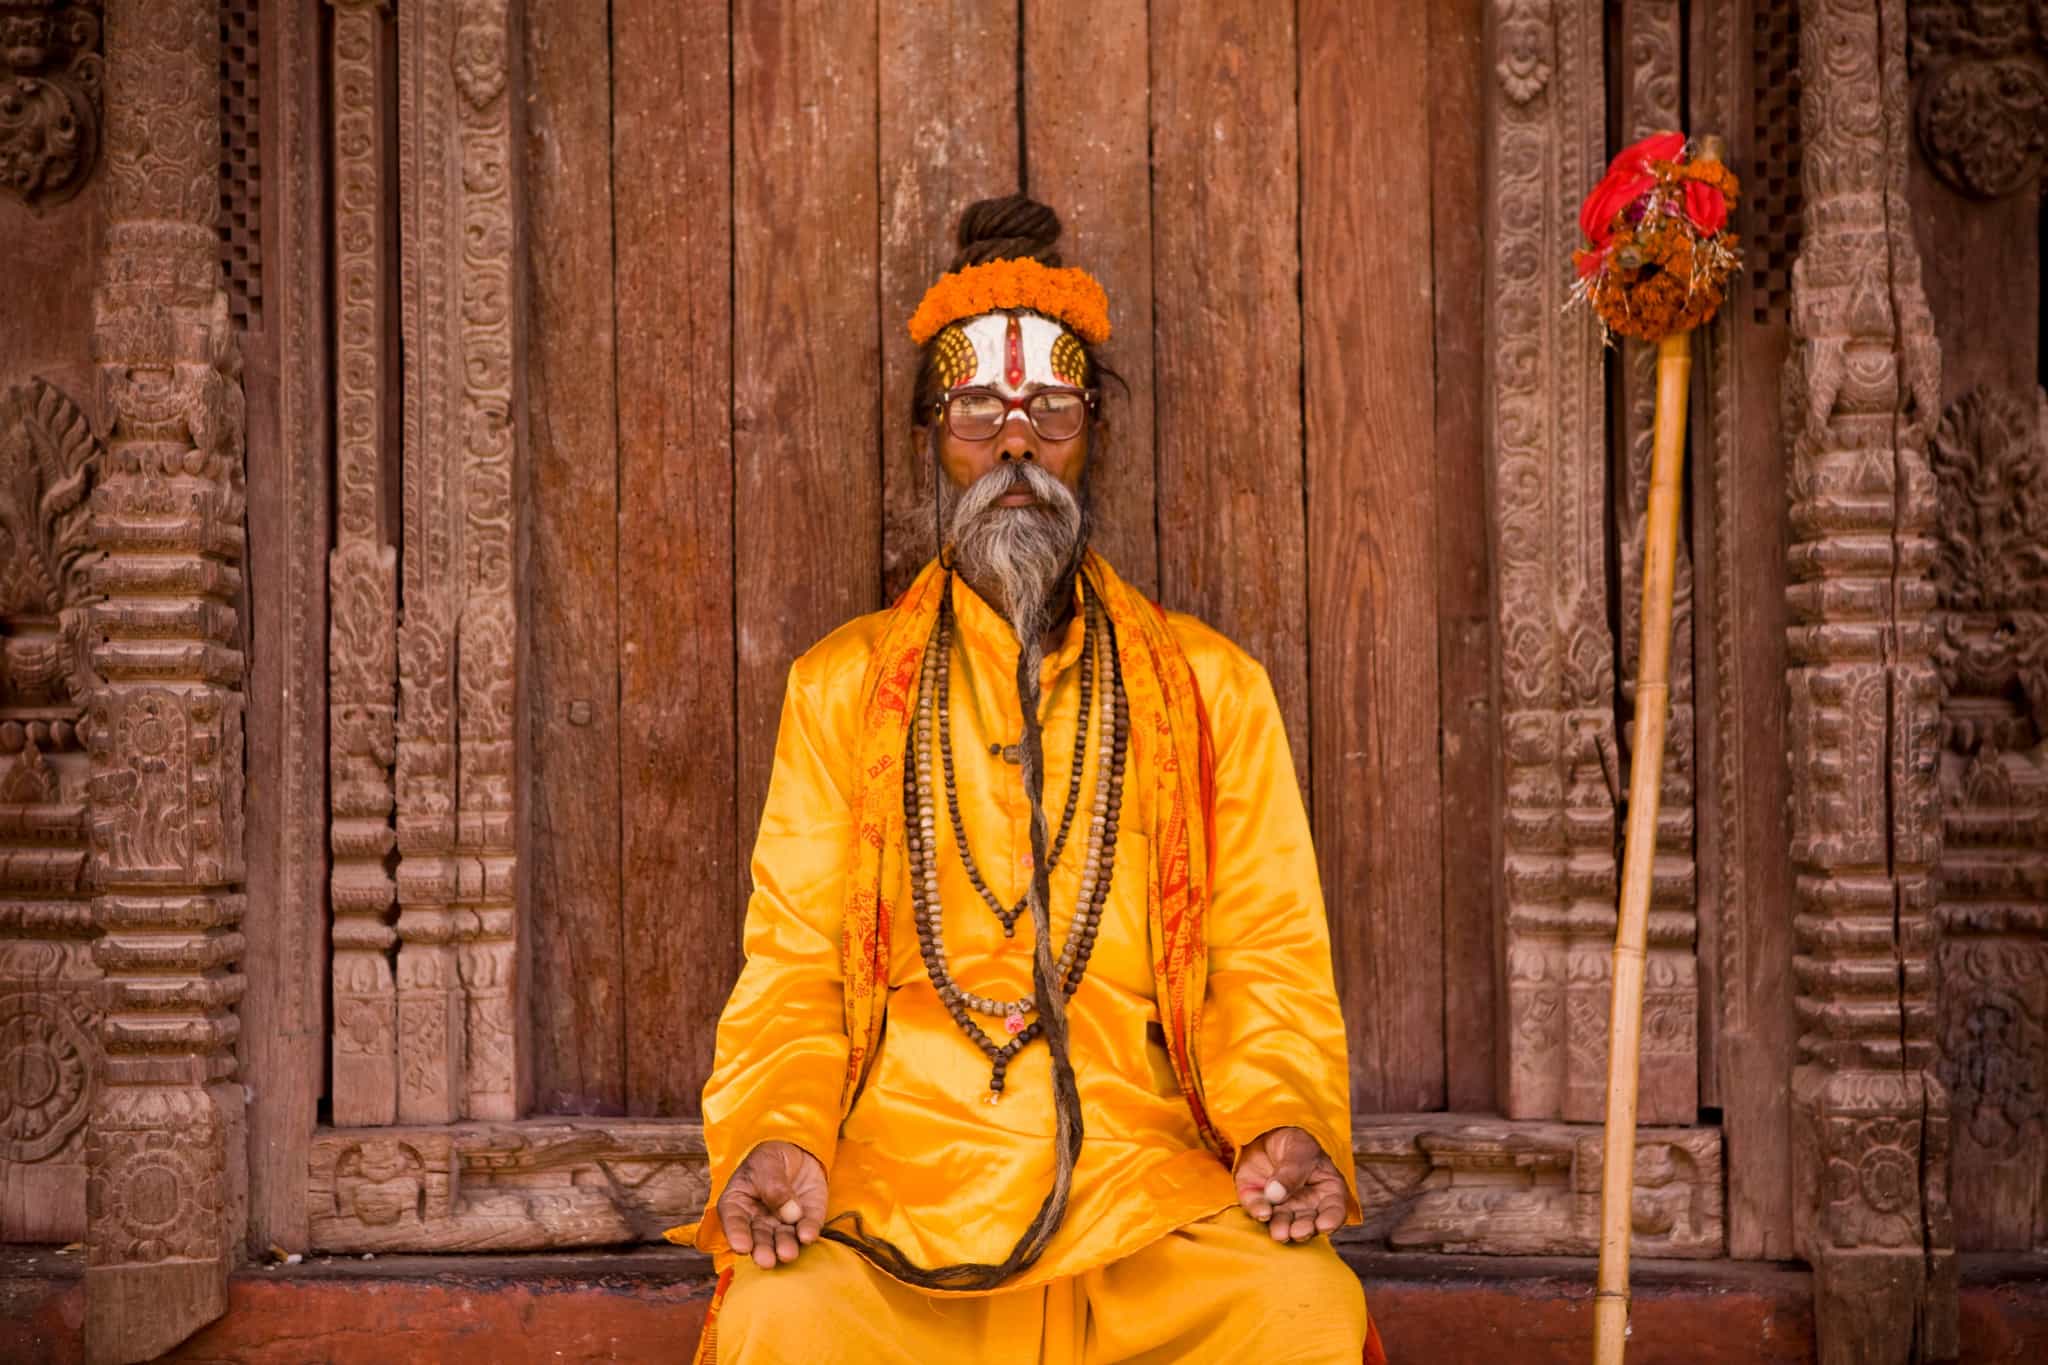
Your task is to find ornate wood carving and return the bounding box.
[1616,0,1702,1127]
[1487,0,1620,1123]
[0,0,103,209]
[0,375,99,1244]
[1785,1,1956,1358]
[1907,0,2048,200]
[83,1,246,1357]
[306,1116,1724,1259]
[327,0,399,1131]
[384,0,523,1127]
[1930,384,2048,1252]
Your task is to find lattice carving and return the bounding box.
[382,0,523,1127]
[1908,0,2048,200]
[1488,0,1619,1123]
[1785,1,1955,1357]
[218,0,259,329]
[1930,385,2048,1252]
[0,0,103,208]
[1748,0,1803,324]
[82,1,248,1356]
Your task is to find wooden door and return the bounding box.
[516,1,1486,1121]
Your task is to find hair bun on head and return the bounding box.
[952,195,1063,270]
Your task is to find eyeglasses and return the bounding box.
[935,386,1099,442]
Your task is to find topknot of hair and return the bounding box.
[951,194,1063,271]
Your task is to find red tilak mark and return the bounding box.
[1005,315,1025,389]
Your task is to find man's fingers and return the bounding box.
[720,1194,758,1253]
[796,1214,823,1245]
[1315,1192,1345,1234]
[774,1222,801,1264]
[776,1198,803,1224]
[1262,1177,1290,1205]
[749,1216,783,1269]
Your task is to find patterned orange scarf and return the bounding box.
[837,550,1226,1156]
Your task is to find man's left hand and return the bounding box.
[1233,1126,1347,1244]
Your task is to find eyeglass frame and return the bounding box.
[931,385,1101,442]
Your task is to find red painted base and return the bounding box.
[4,1248,2045,1363]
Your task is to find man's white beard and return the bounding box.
[943,460,1086,640]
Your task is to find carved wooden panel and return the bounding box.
[1907,1,2048,202]
[0,377,99,1244]
[1614,0,1702,1128]
[0,0,104,209]
[1488,0,1620,1124]
[1930,386,2048,1254]
[328,0,399,1131]
[306,1116,1724,1260]
[1784,1,1956,1358]
[83,2,247,1357]
[384,0,524,1128]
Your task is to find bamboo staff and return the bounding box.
[1569,134,1739,1365]
[1590,330,1689,1363]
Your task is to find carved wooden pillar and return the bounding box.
[1614,0,1702,1127]
[328,0,401,1129]
[83,2,247,1358]
[1487,0,1619,1123]
[1784,1,1955,1359]
[389,0,524,1124]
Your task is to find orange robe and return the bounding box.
[687,567,1359,1286]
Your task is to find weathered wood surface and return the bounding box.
[877,2,1018,602]
[1428,0,1498,1116]
[239,0,328,1251]
[523,0,625,1117]
[1024,0,1160,598]
[1150,4,1310,783]
[731,0,883,896]
[1302,0,1445,1113]
[1690,0,1798,1262]
[613,0,738,1118]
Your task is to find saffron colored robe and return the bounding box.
[687,565,1362,1325]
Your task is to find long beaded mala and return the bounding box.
[905,580,1129,1101]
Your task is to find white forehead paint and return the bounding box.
[957,312,1066,395]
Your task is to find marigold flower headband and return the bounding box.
[908,256,1112,347]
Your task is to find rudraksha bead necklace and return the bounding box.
[905,578,1129,1100]
[937,589,1094,936]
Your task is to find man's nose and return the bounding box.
[996,409,1038,462]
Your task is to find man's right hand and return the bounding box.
[716,1140,829,1269]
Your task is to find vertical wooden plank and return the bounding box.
[1692,0,1798,1260]
[613,0,737,1117]
[1151,1,1309,777]
[1302,0,1445,1114]
[877,4,1017,601]
[241,0,327,1247]
[733,0,881,886]
[1428,0,1498,1115]
[522,0,624,1114]
[1024,0,1159,596]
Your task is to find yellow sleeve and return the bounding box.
[1194,655,1362,1221]
[691,651,858,1254]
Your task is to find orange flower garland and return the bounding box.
[1571,132,1741,343]
[908,257,1112,346]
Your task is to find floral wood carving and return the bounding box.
[1929,385,2048,1252]
[0,0,103,208]
[1488,0,1620,1124]
[0,377,101,710]
[1907,0,2048,199]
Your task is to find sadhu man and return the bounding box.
[671,196,1381,1364]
